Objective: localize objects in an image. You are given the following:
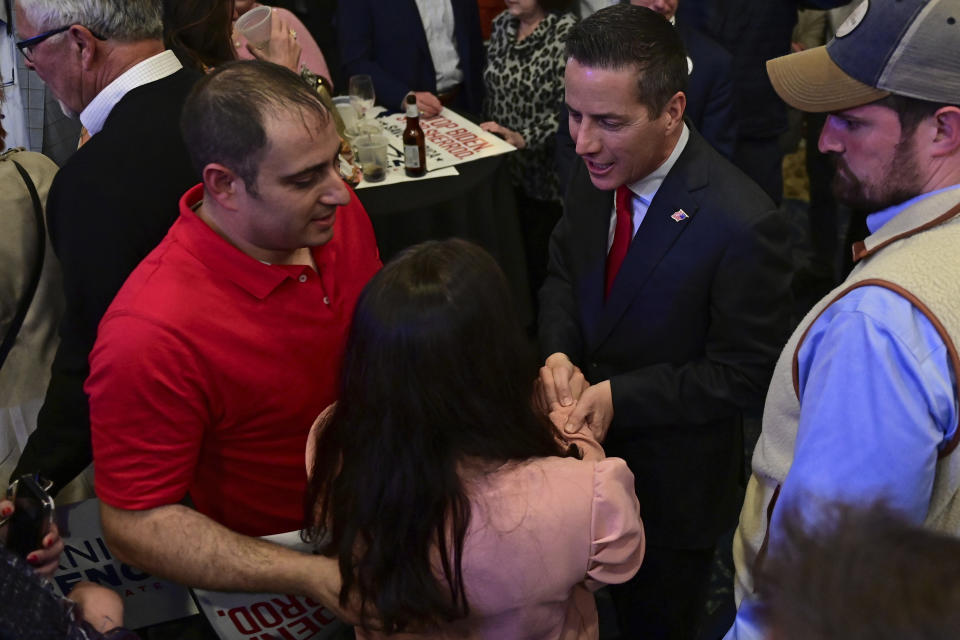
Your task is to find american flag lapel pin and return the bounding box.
[671,209,689,222]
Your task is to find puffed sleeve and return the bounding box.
[561,425,606,462]
[585,458,645,591]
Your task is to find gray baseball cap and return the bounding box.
[767,0,960,112]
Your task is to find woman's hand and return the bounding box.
[0,498,64,578]
[479,121,526,149]
[247,11,302,72]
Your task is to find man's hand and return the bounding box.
[479,121,526,149]
[0,498,64,578]
[68,582,124,633]
[563,380,614,442]
[538,352,587,412]
[247,11,302,72]
[409,91,443,118]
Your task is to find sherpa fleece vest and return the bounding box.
[732,188,960,602]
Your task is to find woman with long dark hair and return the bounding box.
[304,239,644,638]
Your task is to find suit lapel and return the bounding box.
[407,0,432,58]
[591,131,708,349]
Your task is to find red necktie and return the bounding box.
[605,185,633,298]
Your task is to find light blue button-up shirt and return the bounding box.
[726,185,960,640]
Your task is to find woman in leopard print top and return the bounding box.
[480,0,576,313]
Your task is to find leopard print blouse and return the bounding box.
[484,10,577,203]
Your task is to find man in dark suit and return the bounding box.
[538,6,793,638]
[11,0,199,493]
[338,0,484,118]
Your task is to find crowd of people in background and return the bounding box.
[3,0,960,639]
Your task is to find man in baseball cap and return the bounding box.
[727,1,960,637]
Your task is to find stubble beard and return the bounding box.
[831,135,922,215]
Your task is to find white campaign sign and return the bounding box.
[378,107,516,172]
[192,531,348,640]
[54,498,199,629]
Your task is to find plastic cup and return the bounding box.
[354,135,388,183]
[333,96,358,133]
[236,5,272,49]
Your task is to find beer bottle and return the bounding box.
[403,94,426,177]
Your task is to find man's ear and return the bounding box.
[929,106,960,158]
[203,163,244,211]
[68,25,100,71]
[663,91,686,132]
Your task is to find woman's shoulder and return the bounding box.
[0,149,59,202]
[551,10,579,26]
[489,10,517,37]
[545,10,578,34]
[0,148,58,174]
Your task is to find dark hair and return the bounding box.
[756,502,960,640]
[163,0,236,71]
[303,239,579,633]
[180,60,330,193]
[564,3,686,116]
[875,94,954,138]
[0,544,94,639]
[538,0,574,11]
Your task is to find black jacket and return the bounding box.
[13,67,202,492]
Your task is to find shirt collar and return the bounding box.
[625,124,689,204]
[80,49,182,136]
[175,184,317,300]
[866,184,960,234]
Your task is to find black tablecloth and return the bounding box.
[354,154,532,324]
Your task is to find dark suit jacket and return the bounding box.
[539,129,793,548]
[677,0,850,139]
[13,67,201,492]
[337,0,485,116]
[676,19,735,159]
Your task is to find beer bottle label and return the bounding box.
[404,145,421,168]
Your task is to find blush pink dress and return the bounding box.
[357,429,645,640]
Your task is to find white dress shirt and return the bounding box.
[413,0,463,92]
[80,49,182,137]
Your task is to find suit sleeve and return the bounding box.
[454,0,486,117]
[12,168,177,492]
[554,106,578,185]
[337,0,417,111]
[608,206,793,427]
[538,209,587,363]
[696,47,737,160]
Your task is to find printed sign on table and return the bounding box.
[54,498,198,629]
[378,107,516,172]
[353,157,459,190]
[192,531,347,640]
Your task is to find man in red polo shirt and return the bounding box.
[86,60,381,580]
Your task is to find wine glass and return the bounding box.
[349,74,376,122]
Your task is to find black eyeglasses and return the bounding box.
[16,24,106,62]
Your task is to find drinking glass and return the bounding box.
[349,74,376,121]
